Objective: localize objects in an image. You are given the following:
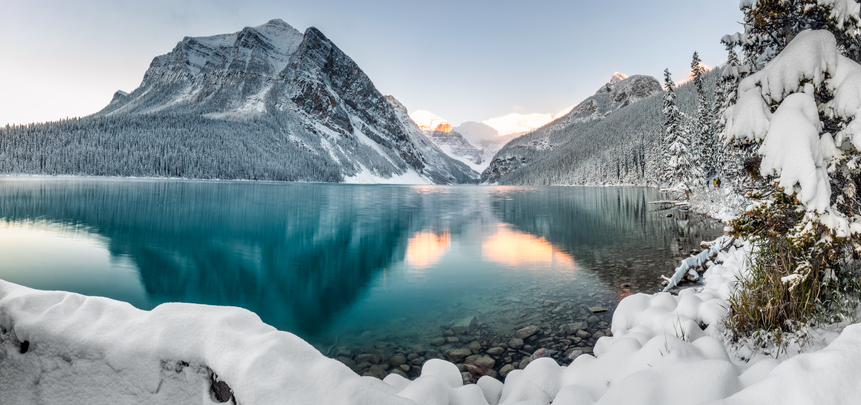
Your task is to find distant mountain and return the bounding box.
[406,109,485,170]
[453,121,517,159]
[481,73,663,183]
[409,110,453,133]
[481,71,719,186]
[0,19,478,184]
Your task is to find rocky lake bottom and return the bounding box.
[318,234,721,383]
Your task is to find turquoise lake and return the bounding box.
[0,178,722,356]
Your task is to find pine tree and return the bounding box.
[690,51,711,186]
[662,69,692,193]
[724,2,861,338]
[713,41,743,189]
[740,0,860,70]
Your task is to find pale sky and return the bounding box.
[0,0,743,126]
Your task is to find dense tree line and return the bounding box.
[0,113,353,182]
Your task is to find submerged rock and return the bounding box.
[566,349,584,361]
[588,306,608,313]
[363,365,387,380]
[389,353,406,367]
[444,348,472,363]
[486,347,504,356]
[561,322,588,335]
[528,348,549,362]
[356,354,381,365]
[476,355,495,369]
[499,364,516,378]
[515,326,539,339]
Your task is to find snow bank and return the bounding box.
[3,238,861,404]
[715,323,861,405]
[0,281,410,405]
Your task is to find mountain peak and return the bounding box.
[410,110,452,133]
[597,72,630,95]
[257,18,290,29]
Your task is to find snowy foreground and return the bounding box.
[2,241,861,405]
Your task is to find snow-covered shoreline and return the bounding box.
[3,234,860,404]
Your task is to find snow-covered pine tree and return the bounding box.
[714,39,749,192]
[660,69,677,185]
[690,52,712,186]
[662,69,693,193]
[723,0,861,337]
[740,0,860,70]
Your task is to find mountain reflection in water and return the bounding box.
[0,179,722,347]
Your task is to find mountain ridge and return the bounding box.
[481,74,663,183]
[0,19,478,184]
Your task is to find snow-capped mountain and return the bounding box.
[481,73,663,183]
[1,20,477,184]
[409,110,453,133]
[405,109,485,169]
[539,73,661,132]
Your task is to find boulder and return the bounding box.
[515,325,540,339]
[444,348,473,363]
[356,353,381,365]
[486,347,505,356]
[389,353,407,367]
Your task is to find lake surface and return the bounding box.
[0,178,722,368]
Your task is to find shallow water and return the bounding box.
[0,178,722,360]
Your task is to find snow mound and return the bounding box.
[0,280,409,405]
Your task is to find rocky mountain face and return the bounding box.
[425,131,484,166]
[12,19,477,184]
[481,74,662,183]
[453,121,519,159]
[404,109,485,167]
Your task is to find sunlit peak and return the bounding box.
[409,110,452,133]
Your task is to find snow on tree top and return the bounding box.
[739,30,838,104]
